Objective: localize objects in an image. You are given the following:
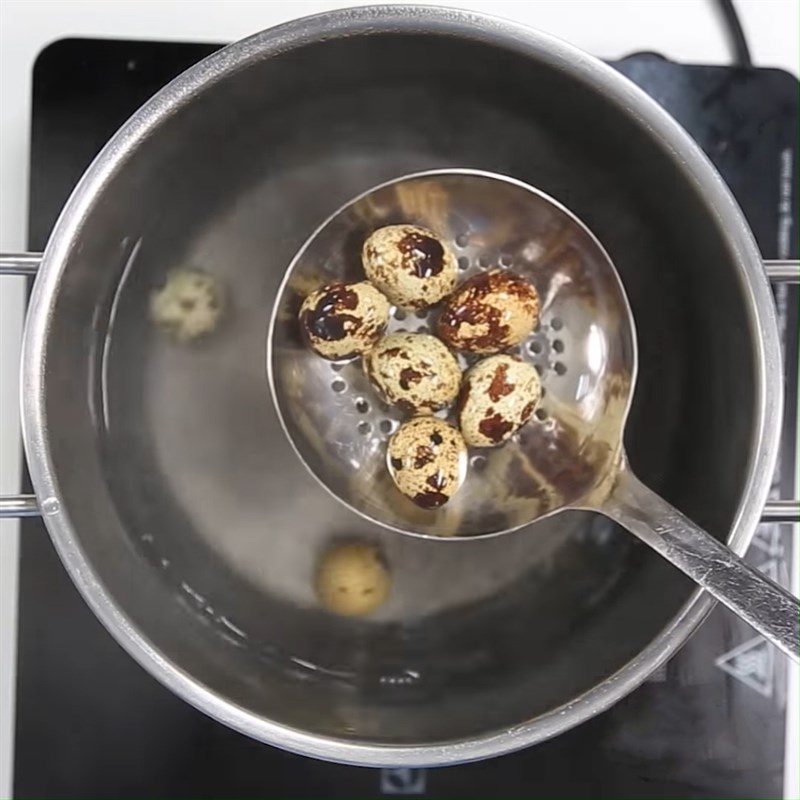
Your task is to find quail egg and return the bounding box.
[363,332,461,414]
[436,268,540,353]
[150,268,223,342]
[387,417,467,508]
[457,354,541,447]
[299,280,390,360]
[362,224,457,310]
[315,543,390,616]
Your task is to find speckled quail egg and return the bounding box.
[315,543,390,616]
[436,268,540,353]
[362,224,457,310]
[387,417,467,508]
[150,268,223,342]
[363,332,461,414]
[457,354,541,447]
[299,280,390,360]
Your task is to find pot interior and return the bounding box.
[36,25,758,751]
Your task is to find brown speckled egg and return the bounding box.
[387,417,467,508]
[364,332,461,414]
[436,269,539,353]
[457,354,541,447]
[362,224,457,310]
[150,268,224,343]
[299,281,390,360]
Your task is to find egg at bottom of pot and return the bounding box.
[150,268,224,343]
[315,543,390,616]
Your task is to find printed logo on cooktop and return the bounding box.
[714,553,784,699]
[715,636,774,698]
[380,768,427,795]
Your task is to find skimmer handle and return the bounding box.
[601,467,799,662]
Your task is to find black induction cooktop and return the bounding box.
[15,37,798,799]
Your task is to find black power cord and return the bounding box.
[715,0,753,68]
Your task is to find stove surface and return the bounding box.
[15,38,798,799]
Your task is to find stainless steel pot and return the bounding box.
[1,6,798,766]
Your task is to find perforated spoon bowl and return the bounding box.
[268,169,799,660]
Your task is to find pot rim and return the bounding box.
[20,5,782,767]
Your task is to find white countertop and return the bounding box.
[1,1,798,797]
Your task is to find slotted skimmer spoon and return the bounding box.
[269,169,799,661]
